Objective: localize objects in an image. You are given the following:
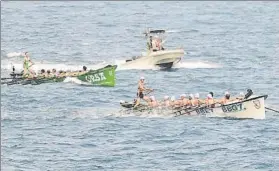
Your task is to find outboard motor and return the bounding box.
[244,89,253,99]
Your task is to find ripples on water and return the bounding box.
[2,1,279,170]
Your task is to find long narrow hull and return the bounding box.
[121,49,184,69]
[120,95,268,119]
[175,95,267,119]
[77,65,117,86]
[1,65,117,87]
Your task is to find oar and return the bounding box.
[1,77,13,80]
[265,107,279,113]
[173,100,223,117]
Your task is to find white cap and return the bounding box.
[207,94,213,99]
[225,91,230,95]
[164,96,169,100]
[171,96,175,101]
[140,76,145,80]
[150,96,155,101]
[195,93,199,98]
[189,94,194,99]
[180,94,186,98]
[239,92,244,97]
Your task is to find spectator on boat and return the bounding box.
[220,91,231,105]
[134,77,153,108]
[149,36,153,50]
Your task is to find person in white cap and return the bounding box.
[236,92,245,101]
[182,94,190,107]
[134,76,153,108]
[148,96,158,107]
[206,93,215,108]
[221,91,231,105]
[170,96,178,108]
[192,93,201,107]
[188,94,194,107]
[163,96,171,107]
[178,94,186,107]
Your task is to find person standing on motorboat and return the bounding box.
[147,36,153,51]
[134,76,153,108]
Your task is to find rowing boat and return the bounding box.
[1,65,117,86]
[120,95,268,119]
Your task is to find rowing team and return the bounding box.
[134,76,249,108]
[22,52,88,78]
[136,91,246,108]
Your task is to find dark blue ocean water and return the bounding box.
[1,1,279,170]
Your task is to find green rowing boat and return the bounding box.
[2,65,117,86]
[77,65,117,86]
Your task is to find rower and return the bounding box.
[57,70,63,77]
[39,69,46,78]
[134,76,153,108]
[52,69,57,77]
[170,96,180,108]
[170,96,176,107]
[148,96,158,107]
[206,94,215,108]
[23,52,35,78]
[80,66,88,75]
[221,91,231,105]
[163,96,170,107]
[192,93,201,107]
[46,70,51,77]
[236,92,245,101]
[209,92,214,98]
[188,94,194,107]
[179,94,188,107]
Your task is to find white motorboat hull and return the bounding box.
[176,95,267,119]
[122,49,185,69]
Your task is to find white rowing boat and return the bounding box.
[121,95,268,119]
[175,95,268,119]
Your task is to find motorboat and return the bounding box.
[121,29,185,69]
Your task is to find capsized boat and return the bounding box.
[1,65,117,86]
[120,94,268,119]
[121,29,185,69]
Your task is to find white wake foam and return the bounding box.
[6,52,24,58]
[1,60,107,73]
[115,59,221,71]
[173,61,221,69]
